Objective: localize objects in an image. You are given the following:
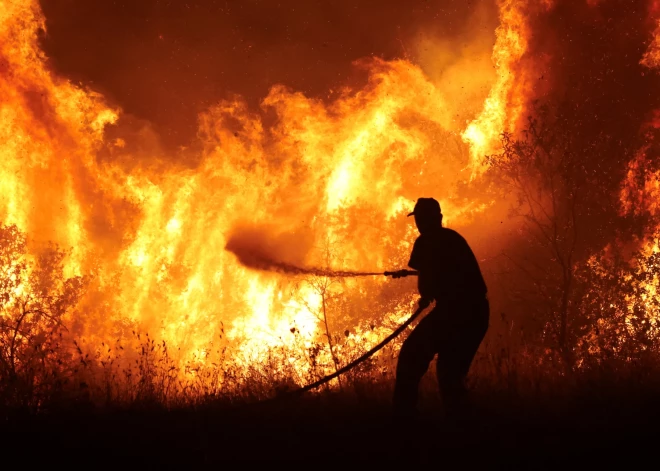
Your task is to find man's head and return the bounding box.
[407,197,442,234]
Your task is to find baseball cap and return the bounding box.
[407,197,442,217]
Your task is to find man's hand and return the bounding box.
[418,297,432,310]
[385,269,418,278]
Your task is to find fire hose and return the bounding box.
[275,269,424,399]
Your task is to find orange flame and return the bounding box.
[462,0,533,174]
[0,0,527,381]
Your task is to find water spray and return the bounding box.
[229,252,418,278]
[224,233,418,278]
[225,230,422,403]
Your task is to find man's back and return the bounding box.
[407,227,487,300]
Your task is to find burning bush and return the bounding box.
[0,224,84,409]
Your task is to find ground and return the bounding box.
[3,385,659,467]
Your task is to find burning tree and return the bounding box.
[573,118,660,361]
[0,225,85,409]
[486,112,583,362]
[485,102,643,364]
[574,243,660,362]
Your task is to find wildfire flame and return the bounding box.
[461,0,531,172]
[0,0,520,380]
[13,0,654,386]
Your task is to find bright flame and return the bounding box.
[461,0,545,174]
[0,0,526,384]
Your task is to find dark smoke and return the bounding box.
[225,227,382,278]
[37,0,496,149]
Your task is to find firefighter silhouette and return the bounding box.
[392,197,489,418]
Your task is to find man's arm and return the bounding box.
[408,237,435,304]
[416,272,435,301]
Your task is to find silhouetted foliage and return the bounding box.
[574,234,660,361]
[486,109,589,362]
[486,103,660,366]
[0,224,85,409]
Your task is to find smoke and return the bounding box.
[225,225,382,277]
[38,0,495,150]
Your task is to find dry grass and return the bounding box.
[2,224,660,464]
[2,318,660,466]
[2,317,660,413]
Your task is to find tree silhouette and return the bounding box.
[486,110,587,363]
[294,236,346,388]
[0,224,85,408]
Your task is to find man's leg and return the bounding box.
[392,313,439,419]
[436,298,489,418]
[435,361,469,418]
